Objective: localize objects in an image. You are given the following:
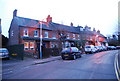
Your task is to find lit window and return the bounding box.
[44,31,48,38]
[30,42,34,50]
[24,29,28,36]
[24,42,29,50]
[34,30,38,37]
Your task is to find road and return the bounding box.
[2,50,118,79]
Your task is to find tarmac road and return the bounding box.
[2,50,118,80]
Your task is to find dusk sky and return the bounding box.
[0,0,119,37]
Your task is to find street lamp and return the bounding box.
[39,21,43,59]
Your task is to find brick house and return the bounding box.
[8,10,108,55]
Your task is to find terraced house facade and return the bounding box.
[8,10,108,55]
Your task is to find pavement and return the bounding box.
[2,55,62,68]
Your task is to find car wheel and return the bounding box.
[73,55,76,60]
[62,57,65,60]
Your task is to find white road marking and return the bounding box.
[114,53,120,81]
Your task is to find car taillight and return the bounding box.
[70,48,72,53]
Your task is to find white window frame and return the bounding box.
[24,42,29,50]
[52,33,56,39]
[78,35,80,40]
[24,29,28,36]
[34,30,38,37]
[11,30,14,36]
[44,31,49,38]
[30,42,34,50]
[73,34,75,39]
[67,33,70,39]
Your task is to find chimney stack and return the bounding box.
[13,9,17,18]
[93,28,96,32]
[97,30,100,33]
[70,22,73,26]
[46,15,52,23]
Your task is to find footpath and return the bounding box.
[2,56,61,68]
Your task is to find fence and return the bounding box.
[37,48,62,59]
[7,44,24,60]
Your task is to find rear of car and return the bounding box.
[61,47,82,60]
[0,48,9,59]
[85,45,96,54]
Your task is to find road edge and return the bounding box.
[114,53,120,81]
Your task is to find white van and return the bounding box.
[85,45,96,54]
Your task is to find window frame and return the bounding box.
[34,30,38,37]
[24,29,28,37]
[44,31,49,38]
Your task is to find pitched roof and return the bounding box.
[15,16,53,30]
[49,22,80,33]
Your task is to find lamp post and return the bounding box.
[39,21,43,59]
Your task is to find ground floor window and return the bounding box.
[24,42,29,50]
[30,42,34,50]
[24,41,35,50]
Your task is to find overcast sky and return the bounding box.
[0,0,119,37]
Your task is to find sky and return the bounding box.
[0,0,119,37]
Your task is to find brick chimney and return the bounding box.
[70,22,73,26]
[46,15,52,23]
[93,28,96,32]
[13,9,17,18]
[97,30,100,33]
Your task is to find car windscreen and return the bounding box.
[61,48,70,53]
[0,50,8,53]
[85,46,91,48]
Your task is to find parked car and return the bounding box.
[85,45,96,54]
[94,46,100,52]
[116,46,120,49]
[110,46,116,50]
[107,46,116,50]
[0,48,9,59]
[61,47,82,60]
[101,45,107,51]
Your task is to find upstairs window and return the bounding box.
[24,29,28,36]
[67,33,70,39]
[78,35,80,40]
[44,31,49,38]
[52,33,56,39]
[34,30,38,37]
[11,31,14,37]
[73,34,75,39]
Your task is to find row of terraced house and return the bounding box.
[8,10,108,55]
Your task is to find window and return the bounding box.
[34,30,38,37]
[44,31,48,38]
[78,35,80,40]
[24,42,29,50]
[11,31,14,36]
[24,29,28,36]
[73,34,75,39]
[67,33,70,39]
[52,33,56,39]
[30,42,34,50]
